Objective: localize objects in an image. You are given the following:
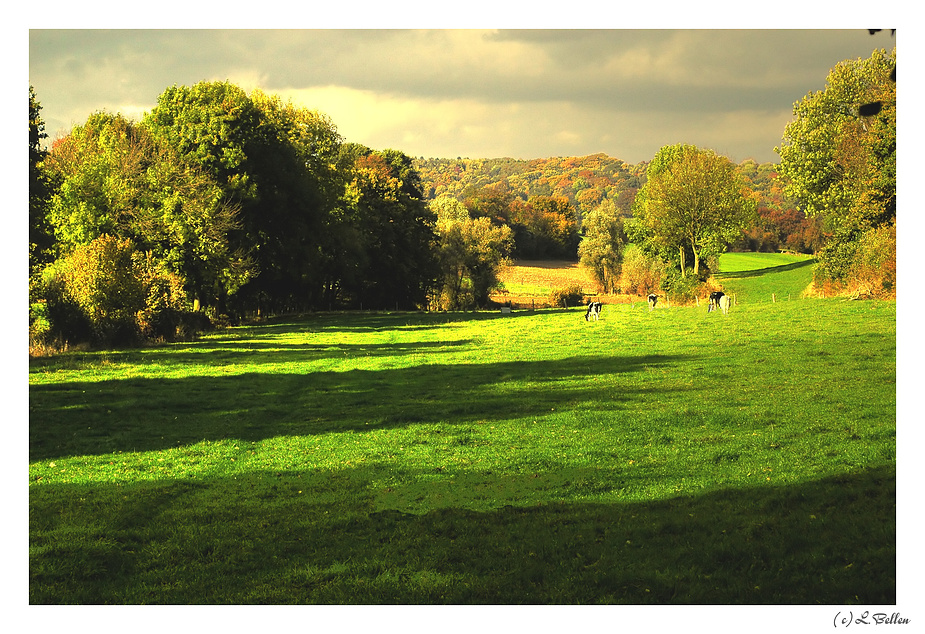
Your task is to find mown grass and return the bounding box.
[29,287,896,604]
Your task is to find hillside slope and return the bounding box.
[715,253,816,305]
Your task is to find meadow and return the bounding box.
[715,252,817,305]
[28,255,896,605]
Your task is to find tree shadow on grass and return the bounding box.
[30,353,693,461]
[29,463,895,604]
[29,340,477,374]
[241,308,582,334]
[27,309,583,372]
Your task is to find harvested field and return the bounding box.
[492,260,641,308]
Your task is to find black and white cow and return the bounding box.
[585,301,602,321]
[708,291,725,313]
[718,294,731,315]
[647,294,658,311]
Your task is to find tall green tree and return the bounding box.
[775,48,895,286]
[430,195,471,232]
[776,48,895,226]
[144,81,342,312]
[338,148,438,309]
[578,199,625,293]
[29,86,56,272]
[436,216,513,310]
[632,144,757,277]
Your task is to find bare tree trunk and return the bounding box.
[679,245,686,277]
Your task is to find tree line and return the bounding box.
[413,152,821,258]
[29,46,895,348]
[29,81,452,347]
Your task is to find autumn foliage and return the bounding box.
[31,235,194,347]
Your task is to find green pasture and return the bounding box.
[716,252,817,305]
[717,252,814,274]
[29,269,895,604]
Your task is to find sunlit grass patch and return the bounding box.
[717,252,813,273]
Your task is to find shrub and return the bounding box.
[813,229,861,287]
[810,221,896,299]
[618,244,664,295]
[28,299,75,354]
[850,220,896,298]
[32,235,207,348]
[30,278,94,350]
[29,300,52,341]
[660,270,708,304]
[47,235,146,345]
[134,252,192,341]
[549,284,584,308]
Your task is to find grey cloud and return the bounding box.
[29,28,892,161]
[260,29,882,112]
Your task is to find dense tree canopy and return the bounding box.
[414,154,806,260]
[143,81,340,312]
[776,47,896,291]
[776,49,895,226]
[338,148,438,309]
[632,144,757,278]
[29,42,896,348]
[31,81,445,347]
[414,154,643,221]
[43,112,248,310]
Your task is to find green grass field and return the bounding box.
[716,252,817,305]
[717,252,814,274]
[29,257,896,605]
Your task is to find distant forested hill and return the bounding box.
[413,153,814,255]
[413,153,790,218]
[413,154,647,218]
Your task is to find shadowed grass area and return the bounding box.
[29,297,896,604]
[30,465,894,604]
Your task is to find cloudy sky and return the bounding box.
[29,25,894,165]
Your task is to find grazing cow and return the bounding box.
[708,291,725,313]
[647,294,658,311]
[718,294,731,315]
[585,301,602,321]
